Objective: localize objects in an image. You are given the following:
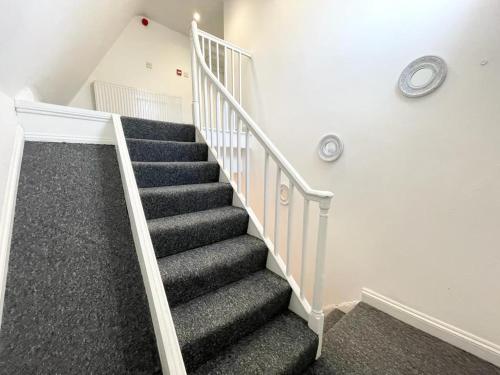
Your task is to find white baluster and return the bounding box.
[245,128,250,205]
[216,92,221,158]
[274,166,281,256]
[237,118,242,193]
[239,52,242,105]
[209,82,214,148]
[300,199,310,300]
[286,183,295,277]
[229,108,234,179]
[231,49,235,97]
[208,40,212,73]
[263,152,270,238]
[216,43,220,81]
[203,74,209,140]
[222,100,227,169]
[224,46,228,89]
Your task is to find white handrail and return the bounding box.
[192,21,333,202]
[191,21,334,357]
[113,115,187,375]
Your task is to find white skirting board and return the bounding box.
[362,288,500,367]
[0,126,25,328]
[15,100,115,144]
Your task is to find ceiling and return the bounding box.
[144,0,224,37]
[0,0,224,105]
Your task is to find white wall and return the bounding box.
[224,0,500,347]
[71,17,193,124]
[0,0,142,104]
[0,0,224,106]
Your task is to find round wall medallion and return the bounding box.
[318,134,344,162]
[280,184,289,205]
[398,55,447,98]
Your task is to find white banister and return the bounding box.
[113,115,186,375]
[190,21,333,357]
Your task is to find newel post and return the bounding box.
[190,33,201,130]
[308,196,333,357]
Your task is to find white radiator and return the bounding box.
[93,81,183,123]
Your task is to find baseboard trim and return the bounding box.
[362,288,500,367]
[0,126,25,328]
[16,101,115,145]
[15,100,111,121]
[24,132,114,145]
[324,300,359,315]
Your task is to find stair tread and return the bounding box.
[140,182,233,219]
[132,161,220,188]
[148,206,249,258]
[172,269,291,372]
[122,116,195,142]
[193,311,318,375]
[158,235,268,306]
[126,138,208,162]
[126,138,197,145]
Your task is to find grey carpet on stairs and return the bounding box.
[133,161,220,188]
[306,302,500,375]
[122,116,196,142]
[0,143,161,374]
[127,138,208,162]
[158,235,268,307]
[148,206,249,257]
[140,182,233,220]
[172,270,292,372]
[123,116,319,374]
[193,311,318,375]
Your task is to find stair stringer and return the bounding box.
[198,128,311,325]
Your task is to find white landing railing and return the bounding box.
[190,21,334,354]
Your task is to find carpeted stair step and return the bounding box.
[158,235,268,307]
[126,138,208,162]
[122,116,195,142]
[140,183,233,220]
[133,161,220,188]
[171,270,292,372]
[193,311,318,375]
[148,206,249,258]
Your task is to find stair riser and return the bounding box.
[127,140,208,162]
[133,163,220,188]
[164,243,268,307]
[180,288,292,372]
[149,214,249,258]
[122,117,195,142]
[141,185,233,220]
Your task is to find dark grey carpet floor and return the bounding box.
[307,302,500,375]
[123,116,319,373]
[0,142,161,375]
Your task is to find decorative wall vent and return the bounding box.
[318,134,344,162]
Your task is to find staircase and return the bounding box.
[122,116,318,373]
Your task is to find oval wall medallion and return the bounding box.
[318,134,344,162]
[398,55,447,98]
[280,184,289,205]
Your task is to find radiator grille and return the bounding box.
[93,81,183,123]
